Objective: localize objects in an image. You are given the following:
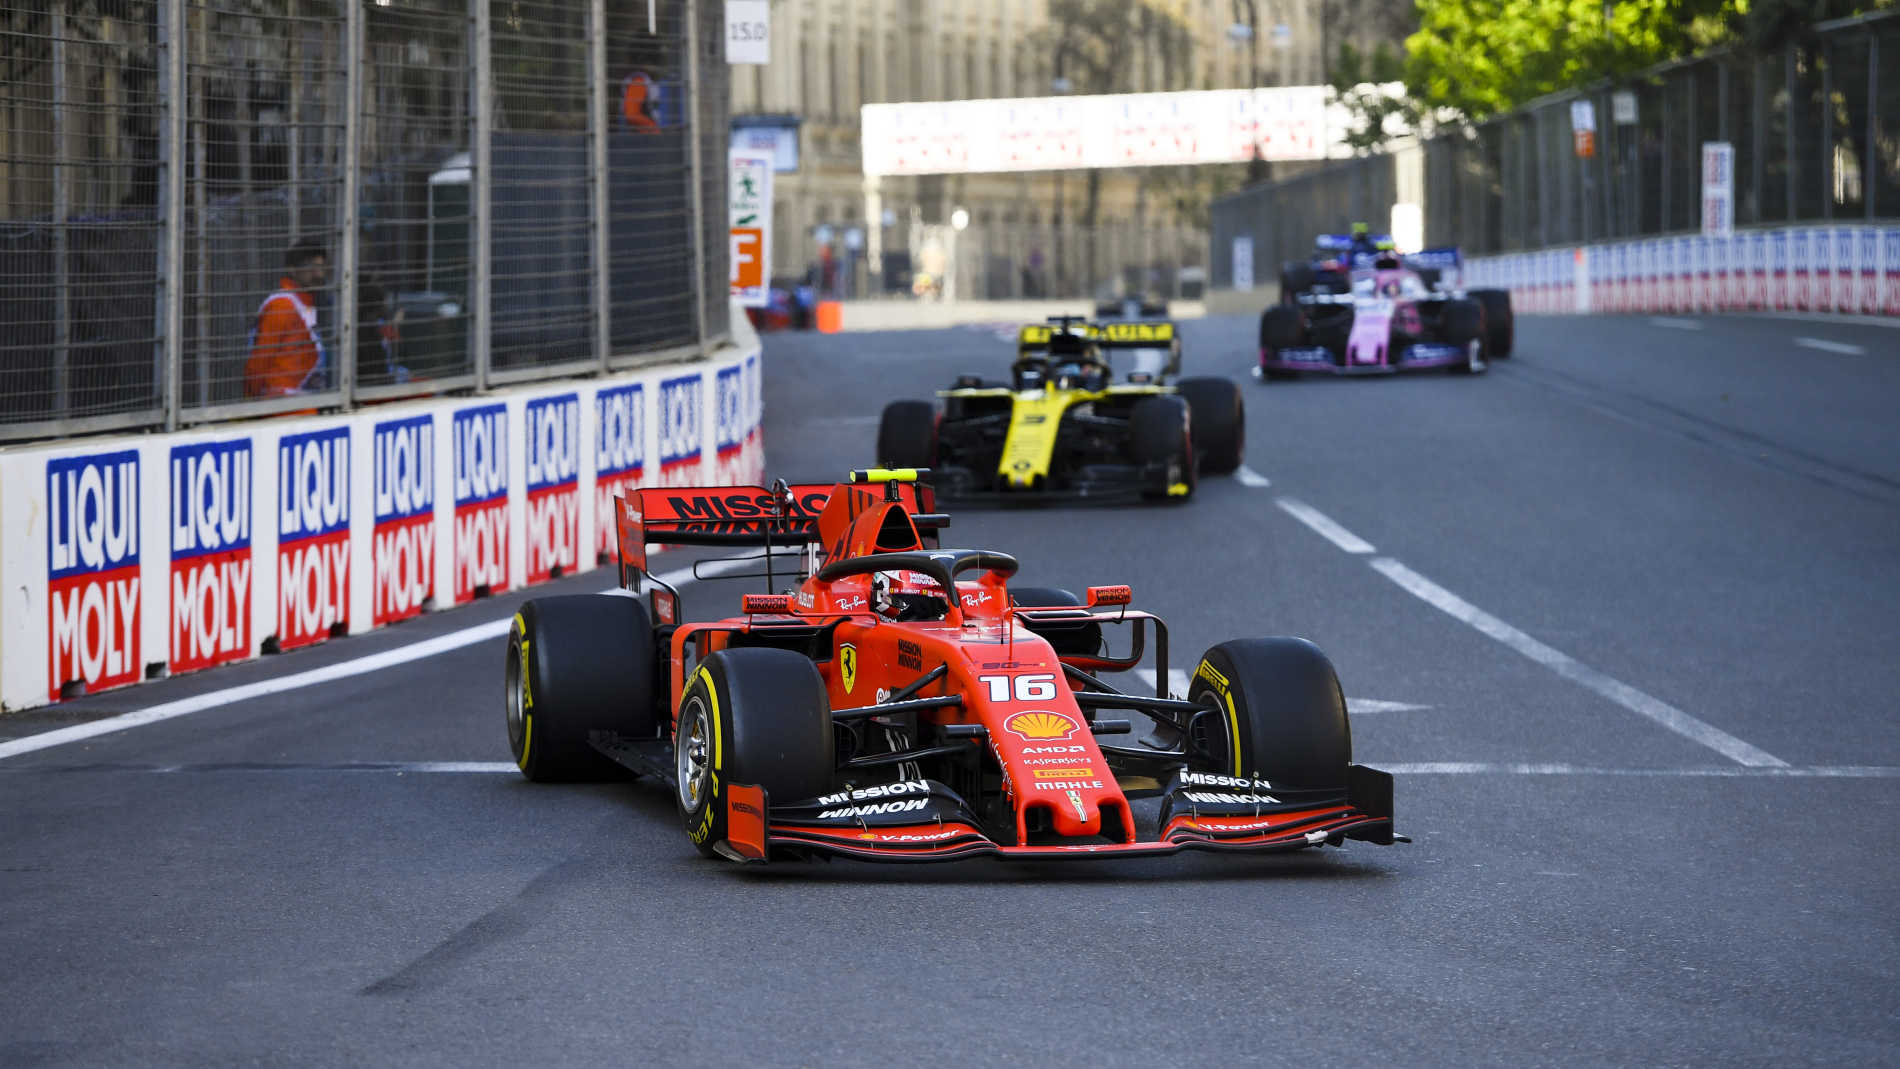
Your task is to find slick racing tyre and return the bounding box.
[1469,288,1514,358]
[676,649,834,858]
[1185,638,1352,791]
[1278,262,1315,303]
[1129,394,1195,501]
[1174,377,1244,475]
[1440,298,1487,375]
[1009,586,1102,658]
[878,400,938,468]
[1258,306,1306,381]
[507,594,656,782]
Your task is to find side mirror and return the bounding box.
[1085,585,1132,607]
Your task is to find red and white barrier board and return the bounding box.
[1466,224,1900,318]
[0,327,764,711]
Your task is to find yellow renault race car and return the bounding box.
[876,317,1244,502]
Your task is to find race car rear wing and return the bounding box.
[1017,319,1176,356]
[611,478,945,591]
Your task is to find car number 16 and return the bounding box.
[978,673,1058,702]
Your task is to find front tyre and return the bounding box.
[677,649,834,858]
[507,595,655,782]
[877,400,938,469]
[1129,395,1195,502]
[1469,288,1514,358]
[1186,638,1351,790]
[1174,377,1244,474]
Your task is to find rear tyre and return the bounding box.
[1009,586,1102,657]
[676,649,834,858]
[1129,395,1194,501]
[507,595,655,782]
[1469,288,1514,357]
[878,400,938,468]
[1185,637,1352,790]
[1279,262,1315,303]
[1174,377,1244,475]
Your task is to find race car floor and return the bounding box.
[2,311,1896,1065]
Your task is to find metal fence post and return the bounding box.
[471,0,492,390]
[685,0,711,354]
[1785,45,1797,222]
[1869,32,1879,220]
[337,0,362,407]
[1821,47,1834,221]
[52,0,71,421]
[160,0,185,430]
[588,0,610,372]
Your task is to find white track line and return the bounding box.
[1369,558,1787,768]
[1133,669,1426,714]
[1348,699,1432,714]
[1384,763,1899,778]
[1275,497,1376,554]
[1794,336,1867,355]
[1235,465,1272,488]
[0,558,752,762]
[1649,317,1703,330]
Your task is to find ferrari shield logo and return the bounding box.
[839,644,858,694]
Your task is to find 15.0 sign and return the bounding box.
[726,1,768,65]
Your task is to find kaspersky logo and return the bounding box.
[1004,710,1080,742]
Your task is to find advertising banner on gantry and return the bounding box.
[861,85,1366,176]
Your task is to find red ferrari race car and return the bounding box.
[504,469,1401,863]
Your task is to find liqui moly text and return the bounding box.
[372,415,434,626]
[525,394,581,583]
[47,450,141,698]
[169,440,253,673]
[453,403,509,601]
[595,383,644,556]
[277,427,350,649]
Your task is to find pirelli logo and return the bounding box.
[1033,767,1097,779]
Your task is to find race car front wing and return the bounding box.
[718,766,1402,864]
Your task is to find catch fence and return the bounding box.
[1211,10,1900,287]
[0,0,729,441]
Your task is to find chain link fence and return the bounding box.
[1212,10,1899,286]
[0,0,726,442]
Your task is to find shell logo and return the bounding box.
[1004,710,1081,742]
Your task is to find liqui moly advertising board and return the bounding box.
[46,450,141,699]
[1857,227,1879,315]
[1769,229,1790,310]
[658,372,703,482]
[1884,229,1900,316]
[276,427,350,650]
[372,415,434,626]
[594,383,645,557]
[169,439,252,673]
[524,393,582,584]
[453,403,509,601]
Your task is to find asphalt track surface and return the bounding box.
[4,311,1897,1066]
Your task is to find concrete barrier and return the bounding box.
[0,306,764,711]
[1466,225,1900,318]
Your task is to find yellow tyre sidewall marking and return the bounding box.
[513,614,533,770]
[688,664,723,845]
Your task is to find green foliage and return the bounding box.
[1404,0,1735,119]
[1329,41,1420,154]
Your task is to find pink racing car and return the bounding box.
[1258,250,1513,380]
